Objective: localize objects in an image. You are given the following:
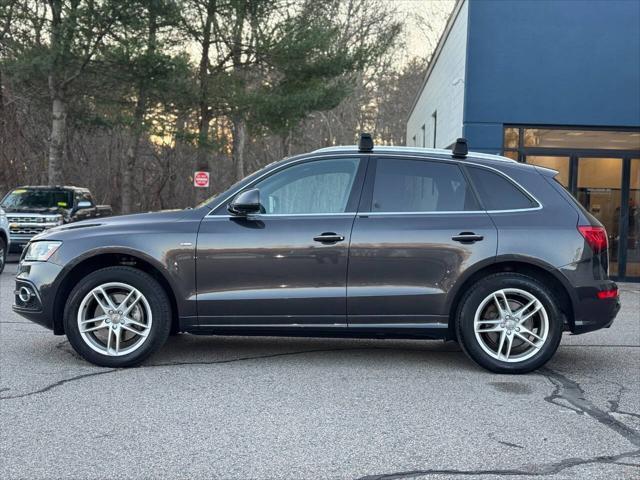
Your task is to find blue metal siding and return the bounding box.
[462,0,640,152]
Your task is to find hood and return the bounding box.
[32,209,195,241]
[3,206,67,214]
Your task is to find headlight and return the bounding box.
[44,215,63,225]
[23,241,62,261]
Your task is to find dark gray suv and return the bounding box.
[13,136,620,373]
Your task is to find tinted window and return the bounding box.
[466,166,537,210]
[255,158,360,214]
[1,188,73,209]
[371,158,479,212]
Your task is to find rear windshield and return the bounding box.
[1,189,73,209]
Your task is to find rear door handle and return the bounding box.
[313,232,345,243]
[452,232,484,243]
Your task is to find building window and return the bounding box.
[502,125,640,281]
[421,124,426,147]
[432,111,438,148]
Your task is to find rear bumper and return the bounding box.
[570,282,621,334]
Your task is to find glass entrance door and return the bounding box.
[524,155,570,187]
[576,157,623,276]
[626,159,640,278]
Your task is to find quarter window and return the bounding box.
[371,158,480,212]
[255,158,360,214]
[466,166,537,210]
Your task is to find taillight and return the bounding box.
[597,287,618,299]
[578,226,608,254]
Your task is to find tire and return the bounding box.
[0,236,6,274]
[455,273,563,374]
[64,266,172,367]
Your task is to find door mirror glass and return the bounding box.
[228,188,262,216]
[77,200,92,209]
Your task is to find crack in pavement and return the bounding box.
[0,346,411,400]
[607,383,640,421]
[359,368,640,479]
[539,367,640,448]
[356,450,640,479]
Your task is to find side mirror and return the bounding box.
[77,200,92,209]
[228,188,262,216]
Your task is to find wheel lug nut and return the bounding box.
[117,311,122,315]
[106,318,111,323]
[515,327,520,332]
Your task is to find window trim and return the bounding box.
[358,155,542,215]
[208,155,368,217]
[462,163,542,213]
[360,156,481,214]
[206,153,542,217]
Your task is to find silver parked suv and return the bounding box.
[0,206,9,273]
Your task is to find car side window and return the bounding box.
[254,158,360,214]
[465,166,537,211]
[83,193,95,206]
[371,158,480,212]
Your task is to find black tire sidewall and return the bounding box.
[456,273,563,374]
[0,237,6,274]
[64,266,171,367]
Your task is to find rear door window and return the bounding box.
[370,158,480,212]
[465,166,538,211]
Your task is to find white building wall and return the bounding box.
[406,0,468,149]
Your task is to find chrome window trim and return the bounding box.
[203,213,355,220]
[197,322,448,328]
[206,152,542,217]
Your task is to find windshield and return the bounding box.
[1,188,73,210]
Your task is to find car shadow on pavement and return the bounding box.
[52,333,481,372]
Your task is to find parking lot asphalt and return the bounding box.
[0,259,639,480]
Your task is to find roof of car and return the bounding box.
[311,145,517,164]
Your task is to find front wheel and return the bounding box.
[455,273,563,374]
[0,236,6,274]
[64,266,171,367]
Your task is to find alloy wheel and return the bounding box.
[473,288,549,363]
[77,282,152,357]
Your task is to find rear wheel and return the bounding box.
[64,266,171,367]
[456,273,563,374]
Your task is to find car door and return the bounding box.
[347,156,498,329]
[196,156,367,327]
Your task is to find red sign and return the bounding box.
[194,171,210,188]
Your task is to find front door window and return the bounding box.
[254,158,360,214]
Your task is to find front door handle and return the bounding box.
[313,232,345,243]
[452,232,484,244]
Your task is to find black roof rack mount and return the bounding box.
[359,132,373,153]
[452,138,468,159]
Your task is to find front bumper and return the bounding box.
[13,260,64,332]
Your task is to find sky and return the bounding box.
[390,0,456,62]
